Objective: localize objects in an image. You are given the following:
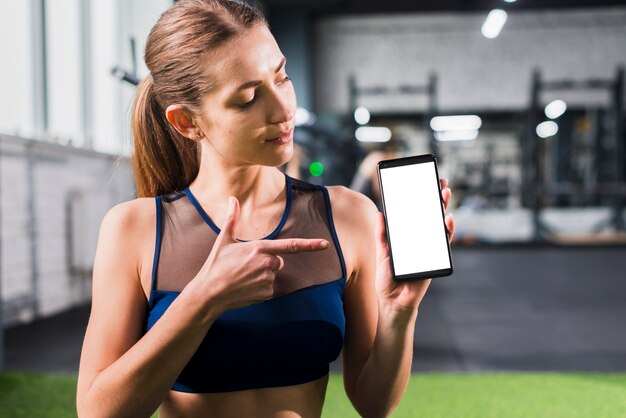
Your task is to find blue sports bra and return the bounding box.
[144,173,347,393]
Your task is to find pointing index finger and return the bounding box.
[259,238,330,255]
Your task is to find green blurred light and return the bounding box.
[309,161,324,177]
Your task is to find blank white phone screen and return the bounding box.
[380,162,450,276]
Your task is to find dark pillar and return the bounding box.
[611,67,625,230]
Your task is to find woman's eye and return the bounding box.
[237,96,257,110]
[235,76,290,111]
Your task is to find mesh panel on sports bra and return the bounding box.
[154,177,344,297]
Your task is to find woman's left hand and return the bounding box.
[375,178,455,313]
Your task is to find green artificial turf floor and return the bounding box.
[1,372,624,417]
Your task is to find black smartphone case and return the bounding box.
[377,153,454,281]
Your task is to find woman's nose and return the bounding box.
[267,89,294,124]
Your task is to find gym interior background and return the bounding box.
[0,0,625,415]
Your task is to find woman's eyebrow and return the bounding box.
[231,57,287,94]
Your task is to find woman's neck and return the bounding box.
[189,153,285,212]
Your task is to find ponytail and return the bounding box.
[131,75,199,197]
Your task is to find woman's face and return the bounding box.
[195,24,297,168]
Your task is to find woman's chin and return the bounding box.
[266,145,294,168]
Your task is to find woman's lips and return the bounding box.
[266,127,293,144]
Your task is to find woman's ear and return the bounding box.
[165,104,204,141]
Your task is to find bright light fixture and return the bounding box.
[295,107,317,126]
[544,100,567,120]
[481,9,508,39]
[355,126,392,142]
[354,106,371,125]
[536,121,558,138]
[435,130,479,142]
[430,115,482,132]
[504,0,517,3]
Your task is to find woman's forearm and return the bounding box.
[351,302,418,418]
[77,282,220,418]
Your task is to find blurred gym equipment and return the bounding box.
[522,67,625,241]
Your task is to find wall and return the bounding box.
[0,1,36,138]
[0,134,135,326]
[0,0,172,156]
[314,7,626,114]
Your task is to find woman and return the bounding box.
[76,1,455,417]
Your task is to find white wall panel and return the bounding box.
[0,1,35,137]
[315,8,626,113]
[0,134,135,325]
[45,0,83,145]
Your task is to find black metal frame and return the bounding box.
[347,73,438,155]
[523,67,626,240]
[111,38,140,86]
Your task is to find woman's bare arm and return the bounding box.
[329,187,418,418]
[76,199,223,418]
[332,183,455,418]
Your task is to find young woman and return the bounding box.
[76,1,455,417]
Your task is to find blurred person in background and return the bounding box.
[350,137,409,211]
[76,1,455,417]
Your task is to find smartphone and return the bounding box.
[377,154,453,281]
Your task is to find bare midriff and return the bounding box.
[157,374,329,418]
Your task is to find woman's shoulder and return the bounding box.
[290,175,378,232]
[326,185,379,254]
[98,197,158,256]
[97,197,158,287]
[326,185,379,222]
[101,197,156,232]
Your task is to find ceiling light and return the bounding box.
[435,130,479,142]
[482,9,508,39]
[544,100,567,119]
[355,127,391,142]
[430,115,482,132]
[354,106,371,125]
[295,107,316,126]
[536,121,558,138]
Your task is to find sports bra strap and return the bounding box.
[148,195,163,306]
